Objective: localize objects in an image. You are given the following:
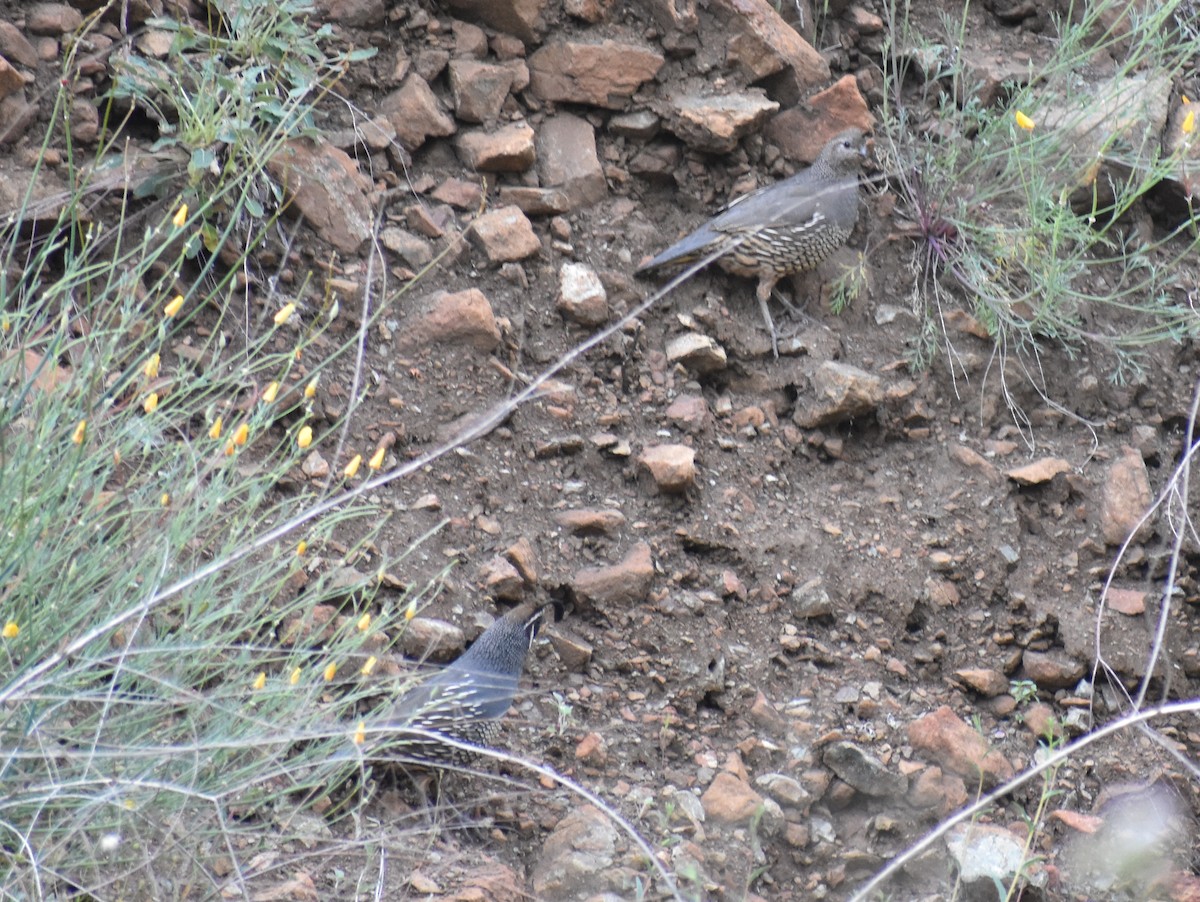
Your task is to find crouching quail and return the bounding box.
[636,128,869,357]
[385,602,548,766]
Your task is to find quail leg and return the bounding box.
[756,277,781,359]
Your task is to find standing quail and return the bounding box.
[636,128,869,357]
[385,602,547,766]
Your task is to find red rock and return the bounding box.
[701,772,764,824]
[400,617,466,660]
[571,542,654,609]
[949,444,1001,480]
[793,361,883,428]
[1107,587,1147,615]
[553,508,627,535]
[315,0,386,27]
[451,20,489,58]
[0,22,39,68]
[448,59,515,123]
[504,537,539,584]
[712,0,829,104]
[1101,445,1152,545]
[266,137,372,254]
[455,121,536,172]
[536,113,606,209]
[668,90,779,153]
[27,3,83,35]
[441,0,547,43]
[564,0,616,22]
[528,40,664,109]
[953,668,1009,697]
[665,394,710,432]
[557,262,609,326]
[1022,649,1085,689]
[1006,457,1070,485]
[432,177,485,210]
[467,205,541,263]
[908,705,1014,787]
[766,75,874,163]
[575,731,607,763]
[479,556,524,601]
[380,74,456,151]
[396,288,501,353]
[637,444,697,493]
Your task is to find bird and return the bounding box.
[636,128,869,357]
[384,602,548,766]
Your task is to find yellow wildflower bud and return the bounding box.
[113,450,121,466]
[343,454,362,479]
[172,204,188,227]
[144,353,160,379]
[208,416,222,440]
[2,622,18,639]
[233,423,249,446]
[72,420,87,445]
[224,441,236,457]
[290,666,302,685]
[368,446,386,470]
[164,295,184,317]
[404,599,417,621]
[1014,110,1035,130]
[360,656,378,676]
[353,721,366,745]
[252,671,266,691]
[297,540,307,556]
[262,382,279,403]
[1,317,10,333]
[160,493,170,507]
[304,377,318,399]
[274,302,296,325]
[1184,110,1195,135]
[323,662,337,681]
[357,612,371,632]
[297,425,313,448]
[143,392,159,413]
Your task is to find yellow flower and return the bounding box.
[368,446,386,470]
[289,666,302,685]
[2,622,18,639]
[297,540,307,556]
[1014,110,1035,131]
[274,302,296,325]
[252,671,266,691]
[72,420,87,445]
[1,317,10,333]
[233,423,249,446]
[352,721,366,745]
[297,425,313,449]
[208,416,222,440]
[143,353,160,379]
[304,377,318,399]
[160,493,170,507]
[361,656,378,676]
[1184,109,1195,135]
[357,612,371,632]
[262,382,279,403]
[172,204,188,227]
[404,599,417,622]
[323,662,337,681]
[143,392,159,414]
[224,441,236,457]
[343,454,362,479]
[164,295,184,317]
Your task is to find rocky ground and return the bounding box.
[5,0,1200,899]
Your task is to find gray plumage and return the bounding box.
[637,128,868,357]
[386,602,546,765]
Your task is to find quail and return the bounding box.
[385,602,547,766]
[636,128,869,357]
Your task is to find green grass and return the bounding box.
[879,0,1200,394]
